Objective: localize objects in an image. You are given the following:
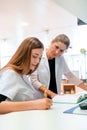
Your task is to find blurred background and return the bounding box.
[0,0,87,79]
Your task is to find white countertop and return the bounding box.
[0,101,87,130]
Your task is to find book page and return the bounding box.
[52,91,87,104]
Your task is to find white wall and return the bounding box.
[64,25,87,79]
[1,24,87,79]
[0,2,87,80]
[0,3,78,67]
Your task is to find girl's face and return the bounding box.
[30,48,43,71]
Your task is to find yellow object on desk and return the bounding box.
[62,84,76,94]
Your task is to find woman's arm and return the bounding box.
[65,72,87,91]
[30,70,42,89]
[30,71,57,98]
[0,98,52,114]
[78,82,87,91]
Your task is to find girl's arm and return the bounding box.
[0,98,52,114]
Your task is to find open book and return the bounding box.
[52,91,87,104]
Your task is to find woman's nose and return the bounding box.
[55,49,60,54]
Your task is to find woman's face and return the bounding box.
[30,48,43,71]
[47,41,67,59]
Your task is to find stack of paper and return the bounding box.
[52,91,87,104]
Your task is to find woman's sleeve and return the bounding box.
[30,70,42,90]
[62,57,82,86]
[65,72,82,86]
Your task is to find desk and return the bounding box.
[0,103,87,130]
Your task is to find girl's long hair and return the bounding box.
[1,37,44,75]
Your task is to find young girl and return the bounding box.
[0,37,52,114]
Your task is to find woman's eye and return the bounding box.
[55,46,59,49]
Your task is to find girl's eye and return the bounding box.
[32,55,41,61]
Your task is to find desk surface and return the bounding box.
[0,102,87,130]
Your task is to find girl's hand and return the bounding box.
[35,98,52,110]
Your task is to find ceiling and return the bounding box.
[54,0,87,23]
[0,0,87,41]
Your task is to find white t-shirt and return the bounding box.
[0,69,42,101]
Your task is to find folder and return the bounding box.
[63,105,87,115]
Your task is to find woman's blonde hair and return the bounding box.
[52,34,70,49]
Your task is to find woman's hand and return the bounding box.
[39,85,57,99]
[44,89,57,98]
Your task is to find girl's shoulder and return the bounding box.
[0,68,20,79]
[0,68,15,74]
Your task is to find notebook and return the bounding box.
[52,92,87,104]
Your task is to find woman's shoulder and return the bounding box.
[56,55,65,61]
